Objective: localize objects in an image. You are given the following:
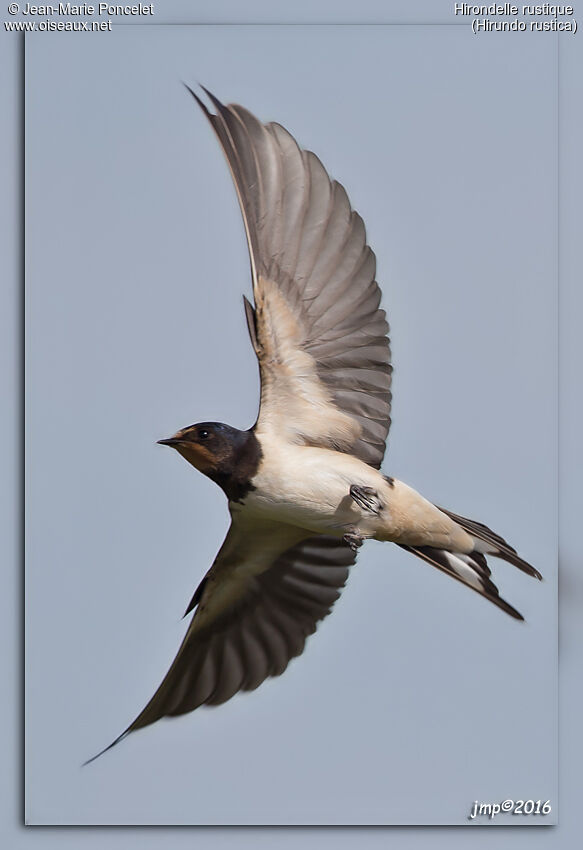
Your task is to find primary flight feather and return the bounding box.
[86,87,541,763]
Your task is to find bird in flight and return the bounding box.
[86,87,541,763]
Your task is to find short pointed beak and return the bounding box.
[157,437,180,447]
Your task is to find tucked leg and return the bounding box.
[342,526,365,552]
[349,484,383,515]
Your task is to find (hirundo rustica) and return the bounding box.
[86,87,541,764]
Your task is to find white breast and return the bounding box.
[244,435,388,537]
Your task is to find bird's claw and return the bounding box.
[342,529,365,552]
[349,484,383,515]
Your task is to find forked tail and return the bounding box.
[399,507,542,620]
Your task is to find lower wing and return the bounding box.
[85,518,355,763]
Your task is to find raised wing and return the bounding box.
[86,518,355,762]
[190,87,392,469]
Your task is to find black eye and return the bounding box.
[198,429,210,440]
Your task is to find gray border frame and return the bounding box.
[2,1,581,846]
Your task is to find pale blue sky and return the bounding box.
[22,14,559,829]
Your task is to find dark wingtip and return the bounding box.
[182,576,207,619]
[182,81,212,117]
[199,84,228,116]
[82,730,130,767]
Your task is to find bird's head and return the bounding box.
[157,421,247,479]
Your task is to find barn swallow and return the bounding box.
[85,87,541,763]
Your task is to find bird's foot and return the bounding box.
[342,526,365,552]
[349,484,383,515]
